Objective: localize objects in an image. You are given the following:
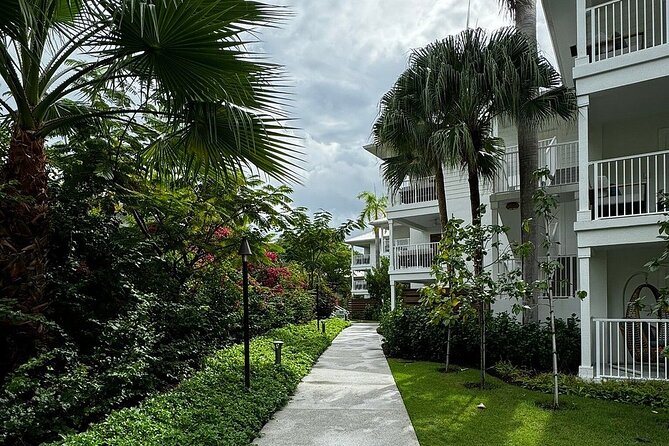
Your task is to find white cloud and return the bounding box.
[259,0,557,224]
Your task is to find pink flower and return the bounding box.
[265,251,278,263]
[214,227,232,240]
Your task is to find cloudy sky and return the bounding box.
[258,0,556,224]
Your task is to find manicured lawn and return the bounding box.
[389,360,669,446]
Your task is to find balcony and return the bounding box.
[498,255,579,299]
[595,318,668,380]
[392,242,439,271]
[352,254,371,267]
[493,140,579,194]
[588,149,669,219]
[353,279,368,291]
[390,176,438,207]
[585,0,669,64]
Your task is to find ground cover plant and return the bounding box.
[389,360,669,446]
[494,361,669,409]
[49,319,349,446]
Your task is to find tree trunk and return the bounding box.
[467,166,485,389]
[516,1,541,325]
[549,288,559,408]
[435,163,449,231]
[0,127,50,376]
[519,124,540,324]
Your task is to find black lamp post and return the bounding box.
[239,237,252,389]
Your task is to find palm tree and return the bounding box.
[499,0,541,322]
[373,66,452,231]
[414,27,576,388]
[0,0,299,359]
[357,191,388,268]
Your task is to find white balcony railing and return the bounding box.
[595,318,669,380]
[391,176,438,206]
[497,255,578,299]
[393,242,439,270]
[586,0,669,63]
[352,254,371,266]
[353,279,368,291]
[494,140,579,194]
[589,149,669,219]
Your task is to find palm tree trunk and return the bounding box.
[467,166,486,389]
[0,127,50,376]
[435,163,449,230]
[515,1,540,324]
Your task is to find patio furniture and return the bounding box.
[619,283,666,363]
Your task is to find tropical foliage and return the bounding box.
[0,0,300,376]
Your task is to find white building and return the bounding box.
[344,229,389,300]
[366,0,669,381]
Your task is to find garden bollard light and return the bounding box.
[321,320,326,334]
[273,341,284,365]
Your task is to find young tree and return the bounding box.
[357,191,388,268]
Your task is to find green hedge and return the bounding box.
[50,319,350,446]
[379,307,581,373]
[494,361,669,408]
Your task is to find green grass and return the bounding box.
[389,360,669,446]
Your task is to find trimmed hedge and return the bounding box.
[50,319,350,446]
[379,306,581,373]
[494,361,669,408]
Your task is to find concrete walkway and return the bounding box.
[253,323,420,446]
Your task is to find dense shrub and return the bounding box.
[49,319,349,446]
[494,361,669,408]
[0,260,315,446]
[379,306,581,373]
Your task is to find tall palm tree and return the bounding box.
[499,0,541,322]
[0,0,299,358]
[357,191,387,268]
[414,27,576,387]
[373,66,452,232]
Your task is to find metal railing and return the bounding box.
[391,176,438,206]
[393,242,439,270]
[494,141,579,194]
[353,279,368,291]
[589,149,669,219]
[352,254,371,266]
[595,318,669,380]
[586,0,669,63]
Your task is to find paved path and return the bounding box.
[253,323,420,446]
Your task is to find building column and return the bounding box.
[578,247,608,380]
[390,279,397,310]
[576,0,588,65]
[578,247,593,379]
[577,95,591,222]
[388,219,395,271]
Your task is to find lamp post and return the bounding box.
[239,237,252,389]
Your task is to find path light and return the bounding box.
[239,237,252,389]
[273,340,284,365]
